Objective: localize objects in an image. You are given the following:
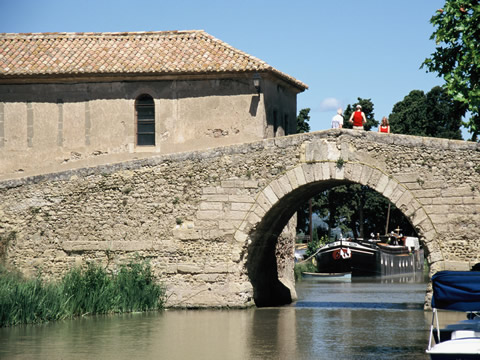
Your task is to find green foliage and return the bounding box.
[294,262,317,281]
[296,108,311,133]
[343,98,379,131]
[422,1,480,141]
[311,185,415,240]
[389,86,465,139]
[0,261,166,327]
[306,234,327,258]
[336,158,345,168]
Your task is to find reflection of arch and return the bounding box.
[135,94,155,146]
[236,161,440,307]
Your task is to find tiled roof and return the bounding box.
[0,30,307,89]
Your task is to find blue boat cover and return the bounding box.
[431,271,480,311]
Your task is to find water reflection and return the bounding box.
[0,275,436,360]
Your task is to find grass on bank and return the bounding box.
[0,261,166,327]
[294,261,318,281]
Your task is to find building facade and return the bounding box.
[0,30,307,179]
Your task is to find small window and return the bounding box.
[136,94,155,146]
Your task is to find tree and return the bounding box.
[312,184,415,240]
[389,90,427,136]
[422,1,480,141]
[389,86,464,139]
[342,98,378,131]
[296,108,311,133]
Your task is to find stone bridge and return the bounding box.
[1,130,479,308]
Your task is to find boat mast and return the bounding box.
[308,198,313,243]
[385,203,391,235]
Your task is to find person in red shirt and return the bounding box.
[348,104,367,130]
[378,116,390,133]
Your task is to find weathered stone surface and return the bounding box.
[1,130,479,308]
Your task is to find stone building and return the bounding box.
[0,30,307,179]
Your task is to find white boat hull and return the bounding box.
[427,337,480,359]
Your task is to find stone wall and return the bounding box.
[1,129,479,308]
[0,76,298,179]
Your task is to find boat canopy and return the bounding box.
[431,271,480,311]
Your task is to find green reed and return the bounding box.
[0,261,166,327]
[294,261,318,281]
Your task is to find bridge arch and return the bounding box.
[236,160,440,307]
[2,130,478,308]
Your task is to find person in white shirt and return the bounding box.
[331,108,344,129]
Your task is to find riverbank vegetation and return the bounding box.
[0,261,166,327]
[294,262,317,281]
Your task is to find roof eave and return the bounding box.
[0,70,308,91]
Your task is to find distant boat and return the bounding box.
[315,234,424,276]
[301,272,352,281]
[426,271,480,359]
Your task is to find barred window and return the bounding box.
[136,94,155,146]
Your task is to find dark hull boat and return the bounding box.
[315,239,377,275]
[315,236,424,276]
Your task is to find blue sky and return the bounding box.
[1,0,449,134]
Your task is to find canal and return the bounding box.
[1,274,448,359]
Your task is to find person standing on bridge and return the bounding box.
[331,108,344,129]
[349,104,367,130]
[378,116,390,133]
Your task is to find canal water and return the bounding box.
[1,274,454,360]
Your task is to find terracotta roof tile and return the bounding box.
[0,30,307,89]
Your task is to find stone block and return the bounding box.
[395,173,421,183]
[219,220,241,230]
[383,179,398,199]
[416,218,434,233]
[234,230,247,243]
[228,195,254,203]
[202,187,217,194]
[177,263,202,274]
[321,162,331,180]
[204,263,230,273]
[231,202,253,211]
[421,229,437,243]
[390,186,405,204]
[443,261,470,271]
[301,163,315,184]
[412,208,428,226]
[244,180,259,188]
[286,169,299,189]
[246,211,261,225]
[226,210,248,221]
[333,162,344,180]
[269,179,286,199]
[201,194,229,202]
[277,174,293,194]
[221,180,237,188]
[396,190,413,208]
[196,210,224,220]
[175,229,201,240]
[375,174,389,193]
[293,166,307,186]
[312,162,324,181]
[349,163,363,183]
[262,186,278,206]
[199,201,223,210]
[304,139,328,162]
